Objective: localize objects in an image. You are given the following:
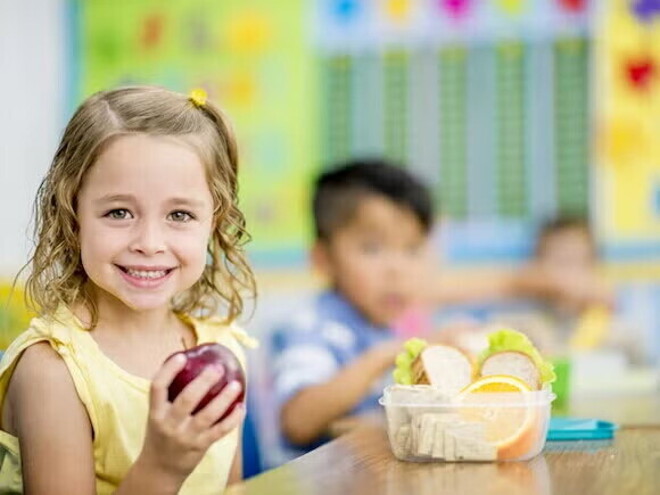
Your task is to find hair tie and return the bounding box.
[189,88,208,107]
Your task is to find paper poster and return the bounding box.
[74,0,315,263]
[316,0,592,262]
[70,0,660,264]
[595,0,660,242]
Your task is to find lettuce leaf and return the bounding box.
[392,337,428,385]
[479,329,556,384]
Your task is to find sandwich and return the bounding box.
[477,329,556,390]
[393,338,475,396]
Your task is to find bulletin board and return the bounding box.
[70,0,315,266]
[594,0,660,259]
[314,0,660,265]
[69,0,660,267]
[315,0,593,262]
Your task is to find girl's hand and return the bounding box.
[138,354,245,483]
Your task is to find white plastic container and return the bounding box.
[379,385,555,462]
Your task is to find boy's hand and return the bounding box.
[138,354,245,484]
[537,265,614,312]
[516,264,614,312]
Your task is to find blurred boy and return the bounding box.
[270,159,434,448]
[429,217,612,311]
[482,217,618,356]
[531,216,613,316]
[270,167,616,452]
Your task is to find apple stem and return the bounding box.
[181,337,188,351]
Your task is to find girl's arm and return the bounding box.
[227,422,243,485]
[116,355,245,495]
[9,343,245,495]
[8,342,96,495]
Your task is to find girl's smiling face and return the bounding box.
[76,134,214,312]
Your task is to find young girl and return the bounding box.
[0,86,257,494]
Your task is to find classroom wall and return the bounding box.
[3,1,660,277]
[0,0,66,276]
[2,2,659,472]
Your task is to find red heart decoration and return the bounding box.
[558,0,586,12]
[627,59,656,90]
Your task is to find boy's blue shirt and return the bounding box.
[269,290,395,451]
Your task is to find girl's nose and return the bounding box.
[129,220,166,255]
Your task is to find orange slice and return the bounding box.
[460,374,531,394]
[457,375,539,460]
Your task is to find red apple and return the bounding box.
[166,343,245,422]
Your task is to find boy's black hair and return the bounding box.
[535,215,596,257]
[312,158,434,241]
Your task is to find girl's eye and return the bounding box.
[169,210,194,222]
[106,209,131,220]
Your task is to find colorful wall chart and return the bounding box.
[70,0,660,265]
[72,0,315,265]
[315,0,660,263]
[317,0,591,224]
[595,0,660,256]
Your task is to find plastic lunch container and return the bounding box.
[379,385,555,462]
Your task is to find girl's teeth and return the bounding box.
[126,269,167,279]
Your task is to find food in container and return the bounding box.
[382,329,556,462]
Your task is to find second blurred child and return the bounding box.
[270,159,433,449]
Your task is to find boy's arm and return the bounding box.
[511,264,615,310]
[430,269,521,305]
[8,343,96,495]
[429,266,613,309]
[280,340,399,447]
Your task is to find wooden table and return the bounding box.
[228,393,660,494]
[227,422,659,495]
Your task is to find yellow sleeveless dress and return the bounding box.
[0,305,257,494]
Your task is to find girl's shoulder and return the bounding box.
[186,314,258,348]
[5,340,79,409]
[183,314,258,369]
[1,306,84,364]
[0,313,93,448]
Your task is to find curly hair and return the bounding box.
[24,86,256,328]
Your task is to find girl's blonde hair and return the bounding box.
[24,86,255,327]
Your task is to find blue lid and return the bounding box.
[547,418,619,441]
